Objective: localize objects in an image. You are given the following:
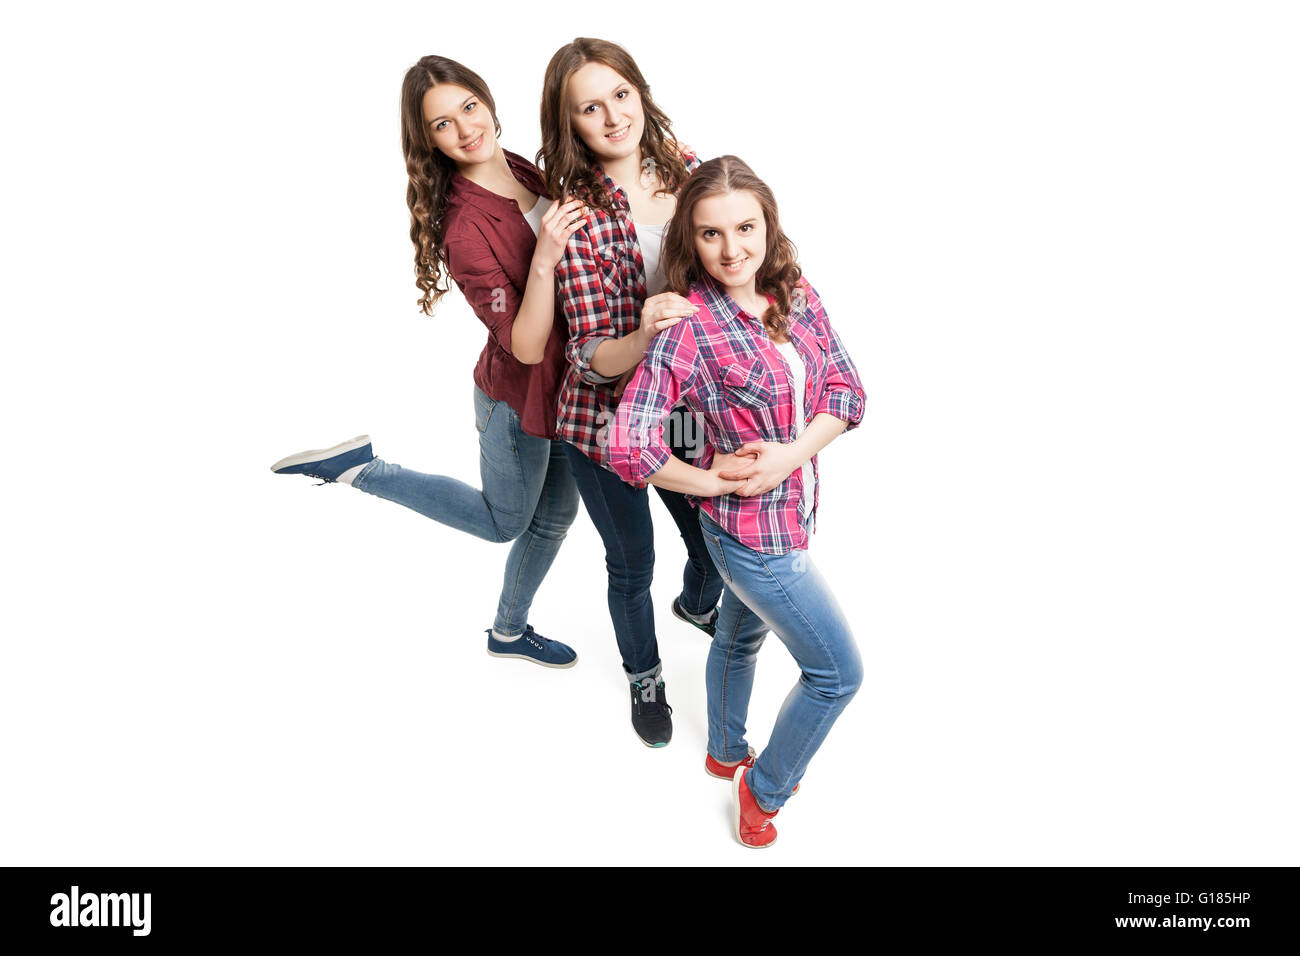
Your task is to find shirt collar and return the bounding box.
[448,149,548,222]
[696,272,774,329]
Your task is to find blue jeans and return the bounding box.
[352,385,580,637]
[698,510,863,813]
[563,442,723,677]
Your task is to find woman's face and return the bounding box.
[567,61,643,163]
[693,190,767,292]
[421,82,497,167]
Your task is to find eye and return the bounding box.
[583,103,599,114]
[616,89,629,99]
[701,229,718,239]
[738,223,754,233]
[434,119,449,131]
[464,101,476,112]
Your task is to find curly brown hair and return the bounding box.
[660,156,803,340]
[537,38,690,217]
[399,56,502,315]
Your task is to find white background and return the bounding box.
[2,1,1296,866]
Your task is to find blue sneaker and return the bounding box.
[270,435,373,484]
[485,625,577,669]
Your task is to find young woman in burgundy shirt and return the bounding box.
[272,56,588,668]
[538,38,731,747]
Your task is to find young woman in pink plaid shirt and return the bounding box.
[538,38,726,747]
[609,156,868,848]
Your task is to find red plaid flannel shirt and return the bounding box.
[554,153,702,468]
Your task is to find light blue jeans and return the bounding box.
[698,511,863,813]
[352,385,580,637]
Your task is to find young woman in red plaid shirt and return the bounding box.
[272,57,590,669]
[538,38,730,747]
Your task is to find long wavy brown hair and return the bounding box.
[537,38,690,217]
[661,156,802,340]
[400,56,503,315]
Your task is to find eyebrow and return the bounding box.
[427,94,475,126]
[577,83,628,108]
[695,218,759,231]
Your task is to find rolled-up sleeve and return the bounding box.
[805,282,867,431]
[608,317,700,485]
[443,225,521,356]
[557,226,620,384]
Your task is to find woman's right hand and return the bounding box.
[532,197,588,271]
[635,292,698,349]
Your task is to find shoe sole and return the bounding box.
[733,769,778,849]
[486,648,577,669]
[270,434,371,473]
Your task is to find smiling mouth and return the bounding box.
[605,125,631,140]
[721,257,749,273]
[462,133,485,151]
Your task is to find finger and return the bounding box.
[734,442,763,457]
[718,464,757,480]
[652,317,683,332]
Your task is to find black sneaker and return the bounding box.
[671,596,719,637]
[630,676,673,748]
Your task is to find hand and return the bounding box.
[703,458,747,497]
[716,441,804,497]
[635,292,698,349]
[532,196,588,271]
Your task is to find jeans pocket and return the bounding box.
[473,390,498,435]
[699,517,732,585]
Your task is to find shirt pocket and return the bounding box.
[596,239,632,298]
[721,356,776,410]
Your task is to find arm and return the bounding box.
[717,414,847,497]
[607,316,744,496]
[511,198,587,364]
[806,281,867,430]
[558,226,698,382]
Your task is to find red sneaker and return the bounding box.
[732,766,779,849]
[707,748,798,794]
[705,747,755,779]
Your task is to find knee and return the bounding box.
[807,639,863,702]
[607,546,655,591]
[489,509,530,543]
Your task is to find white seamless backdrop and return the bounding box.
[2,0,1297,865]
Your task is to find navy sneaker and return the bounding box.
[630,676,673,748]
[672,596,719,637]
[485,625,577,669]
[271,435,373,484]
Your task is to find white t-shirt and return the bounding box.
[634,220,668,296]
[522,193,550,235]
[775,339,815,521]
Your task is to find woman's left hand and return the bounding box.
[716,441,805,497]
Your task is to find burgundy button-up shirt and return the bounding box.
[442,149,567,441]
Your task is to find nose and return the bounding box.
[722,234,740,260]
[455,118,473,140]
[604,101,623,126]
